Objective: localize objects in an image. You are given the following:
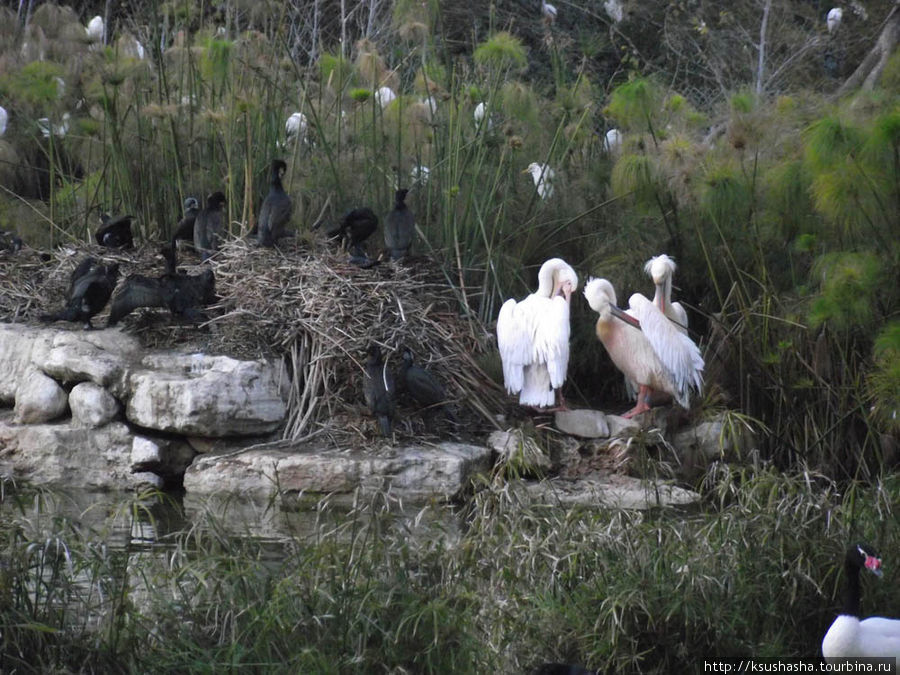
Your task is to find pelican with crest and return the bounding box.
[496,258,578,409]
[583,277,703,418]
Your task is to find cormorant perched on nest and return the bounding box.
[399,346,455,423]
[194,191,226,261]
[340,207,379,255]
[363,343,396,438]
[41,257,120,329]
[171,197,200,248]
[384,188,415,261]
[95,213,134,249]
[257,159,293,247]
[107,243,216,326]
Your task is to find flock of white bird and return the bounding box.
[497,255,703,418]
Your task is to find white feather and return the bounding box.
[0,106,7,137]
[628,294,704,406]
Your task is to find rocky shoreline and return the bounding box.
[0,324,752,510]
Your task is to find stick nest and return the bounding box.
[0,241,506,444]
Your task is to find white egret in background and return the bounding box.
[827,7,843,33]
[497,258,578,409]
[410,165,430,186]
[541,0,558,24]
[37,113,71,139]
[285,112,307,142]
[375,86,396,109]
[523,162,556,200]
[86,15,104,44]
[604,128,623,154]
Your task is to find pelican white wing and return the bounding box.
[628,293,704,406]
[497,294,570,407]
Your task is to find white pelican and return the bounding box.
[583,277,704,418]
[541,0,558,24]
[375,86,396,109]
[827,7,843,34]
[822,544,900,663]
[523,162,555,200]
[645,254,688,334]
[497,258,578,409]
[0,106,7,137]
[285,112,307,141]
[604,128,623,155]
[86,15,104,43]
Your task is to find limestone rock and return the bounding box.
[0,325,139,403]
[131,436,195,481]
[125,353,286,436]
[606,414,642,438]
[69,382,120,427]
[0,418,146,489]
[41,328,141,390]
[0,325,53,403]
[671,414,757,478]
[511,473,701,510]
[14,368,68,424]
[184,441,492,504]
[555,409,610,438]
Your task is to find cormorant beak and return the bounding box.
[610,304,641,329]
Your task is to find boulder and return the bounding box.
[14,367,68,424]
[0,325,53,403]
[555,409,610,438]
[606,413,642,438]
[671,413,757,478]
[184,441,492,504]
[511,473,701,510]
[69,382,120,427]
[40,328,141,389]
[124,353,286,436]
[0,418,146,489]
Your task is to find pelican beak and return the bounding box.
[521,167,530,174]
[610,304,641,329]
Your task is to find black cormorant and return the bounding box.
[383,188,414,261]
[257,159,293,247]
[171,197,199,247]
[399,346,455,422]
[340,207,379,255]
[194,191,226,261]
[107,244,216,325]
[41,257,119,329]
[363,343,396,438]
[95,214,134,249]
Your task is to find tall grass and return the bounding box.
[1,470,898,673]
